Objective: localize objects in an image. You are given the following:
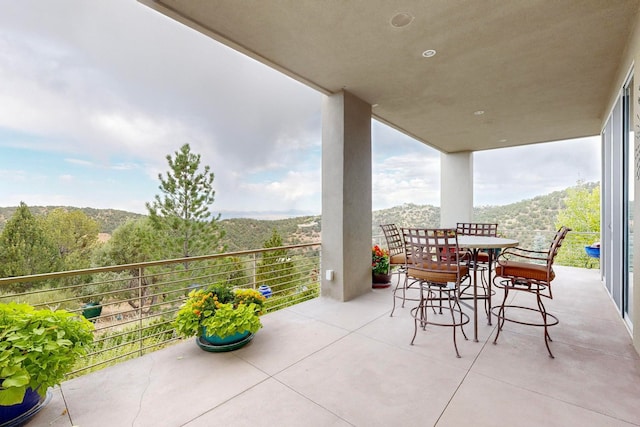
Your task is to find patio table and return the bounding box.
[457,235,519,341]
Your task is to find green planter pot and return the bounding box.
[202,330,251,345]
[196,330,254,352]
[81,302,102,320]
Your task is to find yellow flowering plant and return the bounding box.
[173,284,266,339]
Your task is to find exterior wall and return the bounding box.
[440,151,473,228]
[321,91,372,301]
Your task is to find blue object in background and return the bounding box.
[258,285,272,298]
[585,246,600,259]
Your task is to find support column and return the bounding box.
[440,151,473,228]
[321,91,372,301]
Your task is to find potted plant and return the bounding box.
[372,245,391,287]
[0,302,94,425]
[173,284,266,352]
[77,282,107,321]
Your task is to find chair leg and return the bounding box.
[480,267,491,319]
[411,283,469,358]
[447,292,464,358]
[536,291,554,358]
[493,286,509,345]
[492,282,557,357]
[390,267,410,317]
[390,272,404,317]
[411,284,427,345]
[453,295,468,342]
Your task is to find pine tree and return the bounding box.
[0,202,60,289]
[146,143,225,262]
[256,229,297,295]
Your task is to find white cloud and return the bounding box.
[0,1,602,218]
[64,158,93,167]
[373,153,440,209]
[474,136,600,205]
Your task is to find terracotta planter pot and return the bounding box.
[372,272,392,288]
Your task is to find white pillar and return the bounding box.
[440,151,473,228]
[321,91,372,301]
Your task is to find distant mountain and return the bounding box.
[218,209,319,220]
[0,182,597,251]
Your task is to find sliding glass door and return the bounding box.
[603,70,634,331]
[624,76,634,328]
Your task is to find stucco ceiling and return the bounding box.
[140,0,640,153]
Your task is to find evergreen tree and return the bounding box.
[0,202,60,289]
[217,256,251,288]
[94,218,160,267]
[43,208,100,271]
[146,143,225,262]
[92,218,162,312]
[256,229,297,295]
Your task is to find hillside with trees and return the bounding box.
[0,182,599,262]
[220,216,321,252]
[0,206,144,234]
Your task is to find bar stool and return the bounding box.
[403,228,470,358]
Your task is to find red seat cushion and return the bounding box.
[475,251,490,263]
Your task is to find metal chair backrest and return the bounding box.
[380,224,404,257]
[456,223,498,237]
[402,228,464,282]
[546,226,571,269]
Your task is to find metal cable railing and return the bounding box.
[0,242,321,377]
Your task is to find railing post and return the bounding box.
[138,267,143,357]
[252,253,257,289]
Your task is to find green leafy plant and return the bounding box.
[372,245,390,274]
[0,302,94,406]
[173,284,266,339]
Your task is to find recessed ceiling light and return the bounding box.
[390,12,414,28]
[422,49,436,58]
[473,110,485,115]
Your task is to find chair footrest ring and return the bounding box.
[491,304,558,327]
[410,306,470,327]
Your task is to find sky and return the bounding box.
[0,1,601,219]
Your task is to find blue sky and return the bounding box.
[0,1,600,218]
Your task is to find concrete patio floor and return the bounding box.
[29,266,640,426]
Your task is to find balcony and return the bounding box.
[27,265,639,426]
